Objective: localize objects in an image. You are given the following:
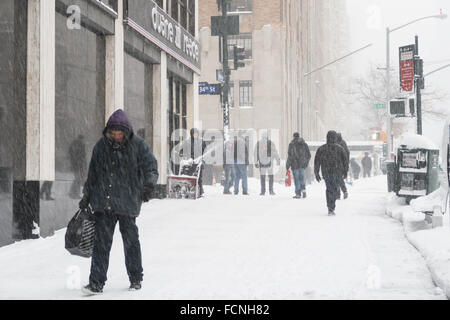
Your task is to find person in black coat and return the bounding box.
[179,128,207,196]
[362,152,373,178]
[314,131,349,215]
[255,131,280,196]
[286,133,311,198]
[79,109,159,295]
[350,158,361,180]
[336,133,350,200]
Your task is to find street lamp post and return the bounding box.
[385,13,447,157]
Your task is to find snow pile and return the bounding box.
[386,190,450,299]
[410,188,448,214]
[395,134,439,151]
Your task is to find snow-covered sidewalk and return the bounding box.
[0,176,446,299]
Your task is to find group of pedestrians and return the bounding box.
[74,107,360,296]
[221,130,351,217]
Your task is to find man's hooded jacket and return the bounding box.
[314,131,349,178]
[83,109,159,217]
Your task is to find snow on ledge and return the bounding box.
[395,134,439,151]
[386,193,450,299]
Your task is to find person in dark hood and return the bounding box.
[79,109,158,295]
[255,131,280,196]
[314,131,349,216]
[350,158,361,180]
[179,128,207,196]
[336,133,350,200]
[362,152,372,178]
[286,132,311,199]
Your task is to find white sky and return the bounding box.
[346,0,450,83]
[345,0,450,144]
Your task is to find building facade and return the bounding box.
[0,0,200,247]
[198,0,348,171]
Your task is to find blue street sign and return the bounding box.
[199,82,221,95]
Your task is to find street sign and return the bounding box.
[374,103,386,109]
[399,44,415,92]
[216,69,225,83]
[199,82,221,95]
[211,16,240,36]
[390,99,406,116]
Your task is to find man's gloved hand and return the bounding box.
[255,163,260,169]
[343,172,348,180]
[142,184,154,202]
[79,194,89,210]
[315,173,322,183]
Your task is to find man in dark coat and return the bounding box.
[179,128,207,196]
[79,109,158,295]
[286,132,311,198]
[69,135,87,199]
[314,131,349,215]
[362,152,372,178]
[255,131,280,196]
[350,158,361,180]
[336,133,350,200]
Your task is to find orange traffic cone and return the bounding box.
[213,175,216,185]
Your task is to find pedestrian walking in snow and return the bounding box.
[336,133,350,200]
[286,132,311,199]
[179,128,207,196]
[314,131,349,216]
[233,131,250,195]
[79,109,159,295]
[255,131,280,196]
[223,137,235,194]
[350,158,361,180]
[362,152,372,178]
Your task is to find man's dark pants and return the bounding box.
[323,175,341,211]
[338,176,347,197]
[89,210,143,288]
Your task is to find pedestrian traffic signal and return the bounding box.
[233,45,246,70]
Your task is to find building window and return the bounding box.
[187,0,195,35]
[228,33,252,60]
[229,0,252,13]
[155,0,164,9]
[180,0,187,30]
[239,80,252,107]
[170,0,178,21]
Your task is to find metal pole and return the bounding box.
[415,35,422,135]
[386,27,392,158]
[221,0,230,139]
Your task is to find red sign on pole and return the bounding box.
[399,44,415,92]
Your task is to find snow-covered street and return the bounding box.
[0,176,446,300]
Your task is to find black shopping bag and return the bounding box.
[65,208,95,258]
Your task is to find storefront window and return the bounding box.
[55,12,105,200]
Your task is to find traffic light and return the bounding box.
[233,45,246,70]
